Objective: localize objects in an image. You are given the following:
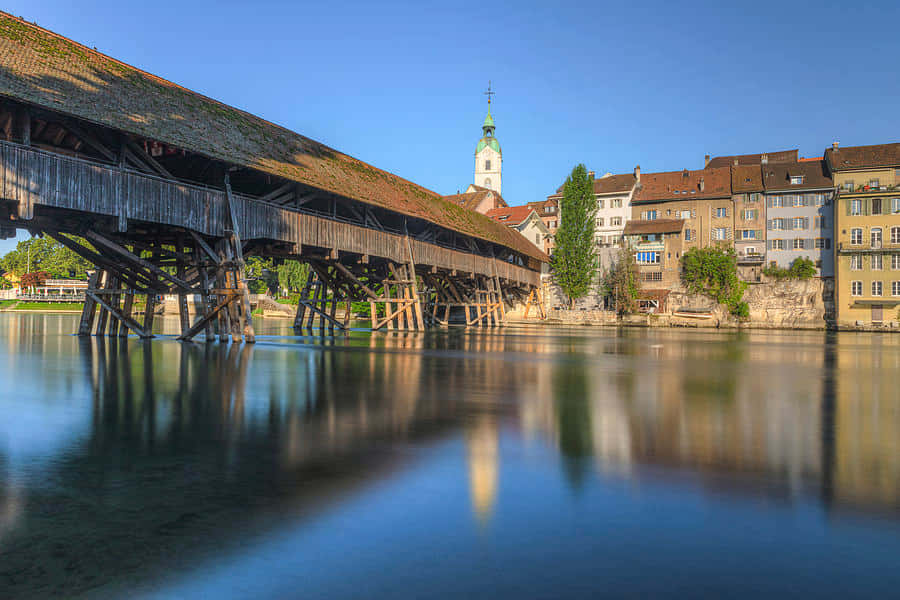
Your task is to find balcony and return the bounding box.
[736,252,765,264]
[839,183,900,194]
[838,241,900,253]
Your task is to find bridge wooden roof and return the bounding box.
[0,13,546,263]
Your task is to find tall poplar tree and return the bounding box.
[551,164,598,307]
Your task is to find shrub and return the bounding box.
[763,257,817,280]
[681,247,748,318]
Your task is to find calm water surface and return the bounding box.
[0,313,898,599]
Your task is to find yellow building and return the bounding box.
[827,142,900,326]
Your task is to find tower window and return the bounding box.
[485,160,491,171]
[484,178,491,189]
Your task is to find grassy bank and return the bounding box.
[0,300,84,311]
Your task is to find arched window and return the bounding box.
[485,160,491,171]
[484,178,492,190]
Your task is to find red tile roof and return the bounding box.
[706,149,798,168]
[486,205,537,226]
[825,142,900,171]
[442,190,505,212]
[0,12,546,263]
[633,167,731,203]
[624,219,685,235]
[762,159,833,191]
[731,165,763,193]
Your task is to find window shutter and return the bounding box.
[846,200,851,216]
[804,217,810,229]
[767,219,774,230]
[767,197,773,208]
[755,229,763,240]
[826,239,831,250]
[767,239,772,250]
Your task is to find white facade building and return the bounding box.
[474,106,501,194]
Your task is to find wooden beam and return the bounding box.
[331,261,379,299]
[63,120,117,162]
[84,230,193,292]
[125,139,173,178]
[258,182,294,203]
[86,290,149,337]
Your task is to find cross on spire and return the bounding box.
[484,81,494,106]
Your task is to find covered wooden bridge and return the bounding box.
[0,14,546,342]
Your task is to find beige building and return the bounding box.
[486,205,551,251]
[623,218,686,293]
[827,142,900,326]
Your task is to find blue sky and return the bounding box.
[2,0,899,254]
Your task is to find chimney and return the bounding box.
[682,168,689,178]
[761,153,769,165]
[832,141,840,152]
[733,158,739,166]
[634,165,641,182]
[588,170,595,179]
[704,154,710,168]
[699,176,705,192]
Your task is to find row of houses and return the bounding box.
[452,141,900,328]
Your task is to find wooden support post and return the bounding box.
[176,238,190,335]
[96,271,110,336]
[142,290,157,339]
[383,278,394,331]
[119,287,134,338]
[195,246,214,342]
[106,275,120,336]
[78,270,101,336]
[294,269,314,329]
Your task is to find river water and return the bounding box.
[0,313,897,598]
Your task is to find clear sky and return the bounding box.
[2,0,899,254]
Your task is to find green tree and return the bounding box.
[551,164,598,307]
[601,247,639,315]
[244,256,279,294]
[276,260,309,295]
[0,236,92,280]
[681,247,748,318]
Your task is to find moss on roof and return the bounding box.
[0,13,546,263]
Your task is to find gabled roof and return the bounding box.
[731,165,763,193]
[550,172,636,197]
[825,142,900,171]
[0,12,546,263]
[706,149,798,168]
[442,189,507,212]
[624,219,685,235]
[633,167,731,203]
[762,159,833,191]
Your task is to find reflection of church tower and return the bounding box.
[474,82,502,194]
[466,415,499,525]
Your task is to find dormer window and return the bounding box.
[790,175,804,185]
[498,215,508,221]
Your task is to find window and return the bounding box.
[715,207,728,218]
[872,228,883,248]
[792,217,807,230]
[643,210,658,220]
[815,238,827,249]
[749,193,761,203]
[872,254,883,270]
[684,229,692,241]
[611,217,622,226]
[792,238,804,250]
[815,193,828,206]
[678,210,690,219]
[792,195,805,207]
[814,216,827,228]
[872,281,883,296]
[843,180,855,192]
[485,160,491,171]
[851,281,863,296]
[893,281,900,296]
[892,227,900,244]
[484,178,492,189]
[743,209,757,220]
[535,234,540,245]
[892,198,900,214]
[596,217,605,227]
[869,179,880,188]
[741,230,756,240]
[612,199,622,208]
[746,246,758,255]
[712,227,730,240]
[851,228,863,244]
[872,198,882,215]
[850,199,862,215]
[771,239,784,250]
[769,196,784,208]
[893,255,900,270]
[597,199,605,209]
[635,251,660,264]
[850,254,862,270]
[790,175,804,184]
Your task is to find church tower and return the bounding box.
[474,83,501,194]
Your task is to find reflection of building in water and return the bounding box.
[518,331,900,514]
[834,334,900,510]
[466,415,499,524]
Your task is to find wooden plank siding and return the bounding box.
[0,142,539,287]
